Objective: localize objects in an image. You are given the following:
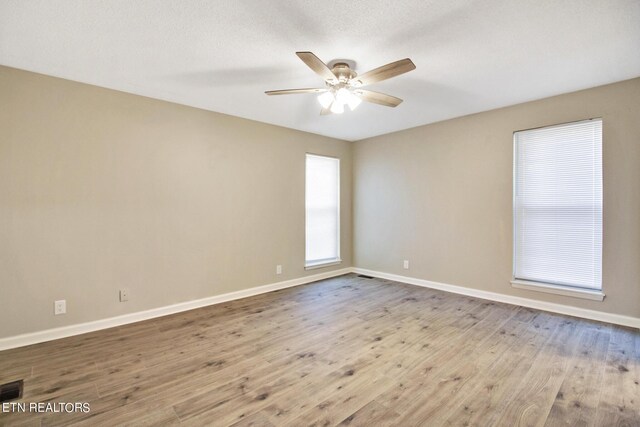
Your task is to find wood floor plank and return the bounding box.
[257,351,394,425]
[543,329,610,427]
[228,411,275,427]
[393,311,560,425]
[0,365,32,385]
[489,317,579,427]
[0,274,637,427]
[285,367,394,427]
[373,304,523,418]
[593,326,640,426]
[337,400,400,426]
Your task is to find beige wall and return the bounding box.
[0,66,352,338]
[1,65,638,340]
[354,78,640,318]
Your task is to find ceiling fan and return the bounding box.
[265,52,416,115]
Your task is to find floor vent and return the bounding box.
[0,380,23,403]
[357,275,374,279]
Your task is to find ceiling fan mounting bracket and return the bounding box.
[327,58,357,70]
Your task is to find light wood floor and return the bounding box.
[0,274,638,426]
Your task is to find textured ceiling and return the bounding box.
[1,0,639,141]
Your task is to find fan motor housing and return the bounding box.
[330,62,357,81]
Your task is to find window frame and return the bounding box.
[511,118,605,301]
[304,153,341,269]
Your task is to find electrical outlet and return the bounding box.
[276,265,282,275]
[403,260,409,269]
[54,300,66,315]
[119,288,130,302]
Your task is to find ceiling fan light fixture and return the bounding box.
[335,87,351,105]
[317,91,334,108]
[330,101,344,114]
[347,92,362,111]
[335,87,362,111]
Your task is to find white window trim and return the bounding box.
[511,279,605,301]
[304,258,342,270]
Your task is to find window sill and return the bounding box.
[511,279,605,301]
[305,259,342,270]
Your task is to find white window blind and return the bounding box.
[513,119,602,290]
[305,154,340,267]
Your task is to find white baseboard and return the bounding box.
[2,265,637,351]
[0,268,352,351]
[353,268,640,329]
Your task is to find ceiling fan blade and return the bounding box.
[320,106,333,115]
[355,90,403,107]
[296,52,337,82]
[354,58,416,86]
[265,88,327,95]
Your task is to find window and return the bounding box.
[305,154,340,268]
[513,119,603,294]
